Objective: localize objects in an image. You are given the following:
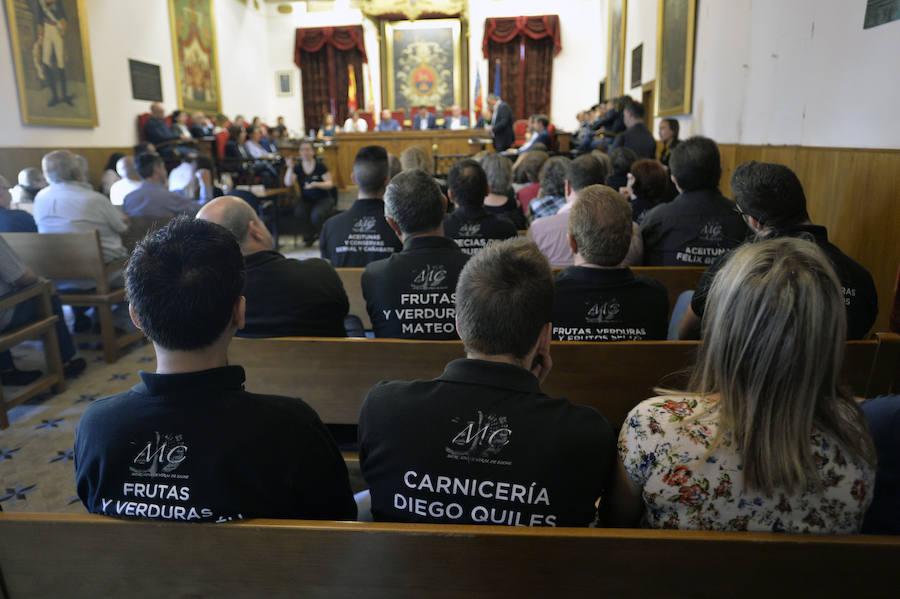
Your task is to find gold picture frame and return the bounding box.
[5,0,98,127]
[378,18,468,111]
[655,0,696,117]
[607,0,627,98]
[168,0,222,113]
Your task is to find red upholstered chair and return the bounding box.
[513,119,529,147]
[215,131,230,160]
[165,116,172,128]
[359,112,375,131]
[391,110,405,129]
[546,124,557,152]
[137,113,151,141]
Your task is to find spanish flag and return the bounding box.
[347,65,358,113]
[474,70,483,115]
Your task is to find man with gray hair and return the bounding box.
[197,196,349,338]
[361,169,469,339]
[552,185,668,341]
[359,237,616,526]
[108,156,141,207]
[10,167,47,213]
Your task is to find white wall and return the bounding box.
[0,0,269,149]
[625,0,900,148]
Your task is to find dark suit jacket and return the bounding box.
[145,118,176,145]
[412,113,437,130]
[491,102,514,151]
[611,122,657,159]
[189,124,213,138]
[520,129,552,152]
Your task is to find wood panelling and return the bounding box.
[719,144,900,334]
[0,147,131,191]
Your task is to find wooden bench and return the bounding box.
[0,281,65,428]
[230,333,900,431]
[336,266,707,330]
[1,512,898,597]
[0,232,144,363]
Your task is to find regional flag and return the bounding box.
[493,59,502,98]
[347,65,358,112]
[474,70,483,115]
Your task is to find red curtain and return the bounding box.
[483,16,560,121]
[294,26,367,132]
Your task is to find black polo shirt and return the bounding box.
[484,196,528,231]
[320,198,402,267]
[690,225,878,339]
[74,366,356,523]
[443,206,517,256]
[362,235,470,339]
[238,250,348,338]
[553,266,669,341]
[640,189,749,266]
[359,359,616,527]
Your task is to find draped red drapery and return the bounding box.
[294,26,367,132]
[483,16,560,121]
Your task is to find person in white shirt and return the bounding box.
[168,154,214,204]
[10,168,47,214]
[443,105,470,130]
[343,110,368,133]
[109,157,142,207]
[169,110,193,141]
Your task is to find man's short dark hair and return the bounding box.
[669,136,722,192]
[532,114,549,128]
[731,161,809,228]
[539,156,571,197]
[135,152,163,180]
[566,155,606,193]
[126,217,245,351]
[625,101,645,120]
[590,103,601,112]
[610,147,638,176]
[353,145,390,195]
[172,109,183,121]
[448,159,488,208]
[384,169,444,235]
[515,151,549,184]
[456,238,553,359]
[133,142,153,156]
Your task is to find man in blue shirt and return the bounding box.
[124,153,200,217]
[375,109,401,132]
[0,175,37,233]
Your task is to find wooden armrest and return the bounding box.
[0,281,51,313]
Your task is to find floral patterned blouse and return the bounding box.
[618,395,875,533]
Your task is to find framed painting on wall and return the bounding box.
[379,18,468,111]
[607,0,627,98]
[168,0,222,113]
[655,0,696,117]
[276,71,293,97]
[5,0,98,127]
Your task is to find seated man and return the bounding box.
[189,112,214,138]
[109,156,142,207]
[553,185,668,341]
[144,103,193,157]
[861,394,900,535]
[197,196,349,338]
[375,109,401,132]
[359,238,616,526]
[0,175,37,232]
[168,154,214,204]
[10,167,47,213]
[443,105,470,130]
[124,153,200,217]
[362,170,469,339]
[528,156,571,220]
[0,237,85,385]
[443,159,517,256]
[678,160,877,340]
[507,114,551,155]
[412,106,437,131]
[320,146,402,267]
[74,217,356,522]
[640,136,748,266]
[609,101,656,159]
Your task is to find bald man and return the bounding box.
[197,196,349,337]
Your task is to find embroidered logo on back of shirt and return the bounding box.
[352,216,377,233]
[585,298,622,324]
[458,223,482,237]
[130,432,188,476]
[446,410,512,465]
[411,264,449,290]
[698,221,724,242]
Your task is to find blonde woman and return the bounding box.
[610,237,876,533]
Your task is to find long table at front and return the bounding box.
[280,130,492,190]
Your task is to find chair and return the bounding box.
[513,119,529,147]
[136,113,151,141]
[546,123,557,152]
[391,110,406,129]
[121,215,175,255]
[359,112,375,131]
[0,232,145,363]
[0,281,65,428]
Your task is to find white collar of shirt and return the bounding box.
[559,201,574,214]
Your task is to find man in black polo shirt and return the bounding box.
[678,161,878,340]
[320,145,402,266]
[362,169,469,339]
[197,195,349,337]
[360,238,616,527]
[640,136,748,265]
[553,185,668,341]
[443,159,517,256]
[74,217,356,523]
[609,101,656,159]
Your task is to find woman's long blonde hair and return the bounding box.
[689,237,875,495]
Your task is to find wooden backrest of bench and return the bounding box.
[230,334,899,427]
[336,266,707,330]
[1,512,897,598]
[1,231,109,290]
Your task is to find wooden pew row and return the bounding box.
[337,266,706,331]
[230,334,900,431]
[1,512,898,598]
